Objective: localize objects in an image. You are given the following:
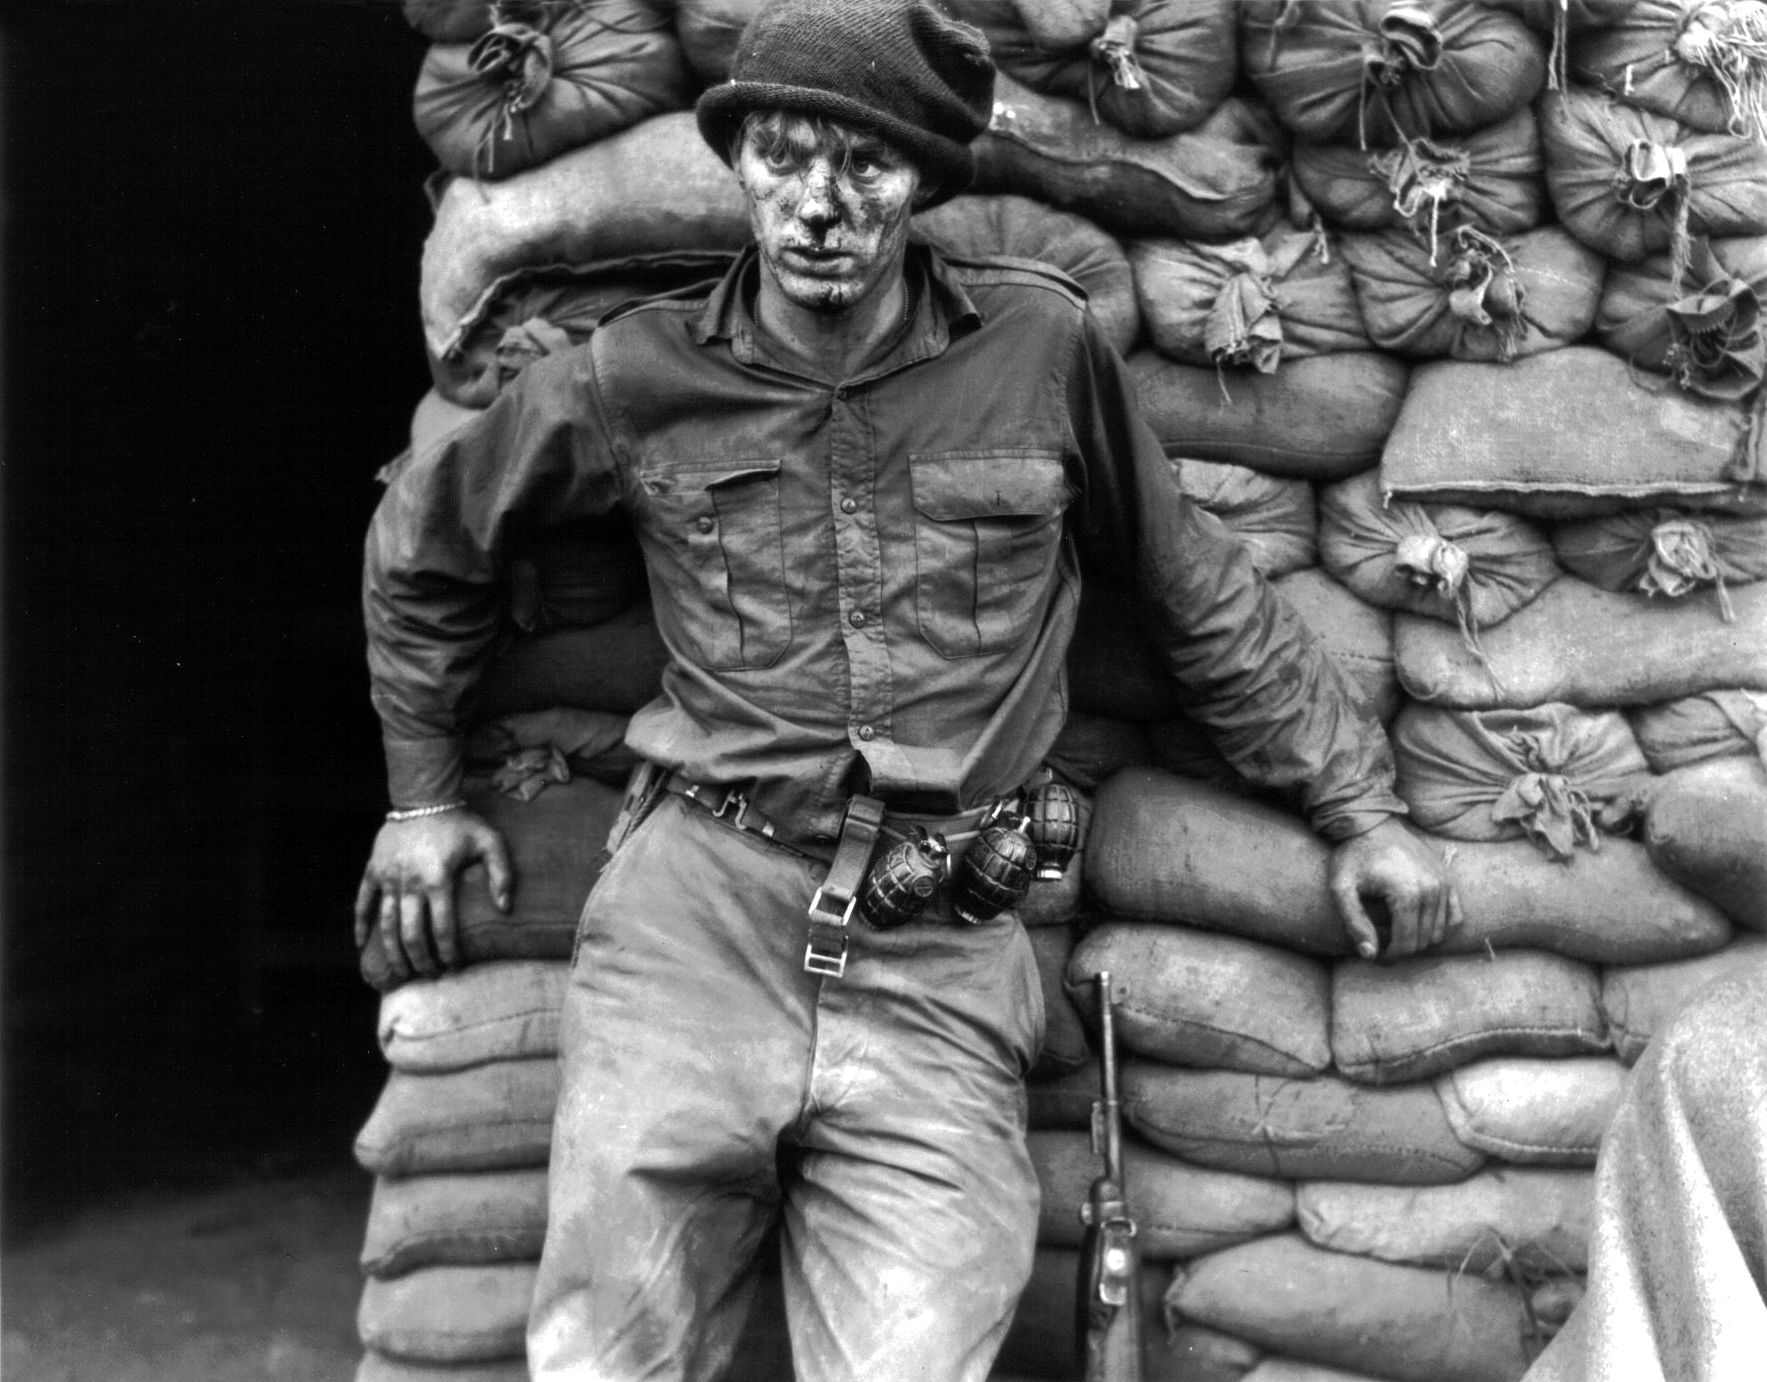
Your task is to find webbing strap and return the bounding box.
[803,796,885,978]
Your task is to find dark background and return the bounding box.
[5,0,441,1231]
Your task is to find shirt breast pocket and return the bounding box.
[908,450,1070,659]
[639,459,792,671]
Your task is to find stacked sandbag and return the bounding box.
[1040,760,1749,1382]
[374,5,1767,1375]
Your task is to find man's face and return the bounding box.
[735,114,922,315]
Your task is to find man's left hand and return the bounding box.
[1328,817,1464,961]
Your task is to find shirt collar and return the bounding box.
[689,241,984,372]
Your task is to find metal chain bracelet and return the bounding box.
[385,800,466,823]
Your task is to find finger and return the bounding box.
[1426,875,1451,951]
[1387,883,1422,959]
[401,890,438,978]
[429,882,460,970]
[481,830,514,913]
[379,890,408,982]
[1445,881,1467,938]
[354,876,378,950]
[1331,879,1380,961]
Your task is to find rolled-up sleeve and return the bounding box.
[365,347,624,807]
[1064,315,1406,841]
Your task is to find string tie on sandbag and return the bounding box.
[1644,517,1737,620]
[1089,14,1145,92]
[1376,137,1472,264]
[1490,770,1601,860]
[1357,6,1442,148]
[1204,238,1293,377]
[469,5,555,177]
[1662,242,1767,400]
[1444,226,1525,361]
[1674,0,1767,140]
[1546,0,1569,92]
[1616,140,1693,289]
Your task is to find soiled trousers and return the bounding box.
[527,794,1045,1381]
[1523,955,1767,1382]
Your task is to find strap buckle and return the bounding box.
[802,795,883,978]
[803,899,853,978]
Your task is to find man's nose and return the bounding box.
[795,157,843,227]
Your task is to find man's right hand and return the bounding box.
[353,810,514,984]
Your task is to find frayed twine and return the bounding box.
[1676,0,1767,142]
[1643,517,1738,620]
[1376,137,1473,264]
[1616,139,1693,292]
[1444,226,1526,362]
[1089,13,1146,92]
[1491,771,1603,860]
[1357,5,1442,148]
[1393,526,1507,696]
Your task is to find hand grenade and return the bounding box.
[1024,780,1082,881]
[861,829,949,930]
[952,803,1037,924]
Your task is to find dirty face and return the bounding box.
[734,112,923,315]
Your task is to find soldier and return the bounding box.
[354,1,1461,1377]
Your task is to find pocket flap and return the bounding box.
[909,451,1068,521]
[641,458,782,498]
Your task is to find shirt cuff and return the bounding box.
[384,734,467,810]
[1311,790,1410,844]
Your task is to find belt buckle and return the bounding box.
[804,887,855,977]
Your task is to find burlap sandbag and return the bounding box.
[428,250,736,407]
[1027,1063,1100,1130]
[1540,88,1767,264]
[476,603,671,718]
[421,112,750,360]
[954,0,1238,139]
[1123,1061,1488,1183]
[1317,469,1558,634]
[1595,236,1767,400]
[1341,224,1604,361]
[1290,106,1545,238]
[1030,1129,1296,1260]
[414,0,691,181]
[358,1352,529,1382]
[1087,766,1733,965]
[404,0,493,42]
[1329,950,1607,1086]
[1239,0,1547,146]
[1133,349,1410,478]
[1629,688,1767,771]
[1068,923,1332,1077]
[1168,1233,1534,1382]
[1645,756,1767,929]
[1272,569,1399,723]
[1395,575,1767,708]
[1573,0,1767,137]
[1296,1167,1593,1273]
[1551,507,1767,620]
[1239,1361,1389,1382]
[377,961,567,1074]
[1131,223,1367,369]
[465,707,640,798]
[361,1169,548,1278]
[1175,458,1318,577]
[1603,933,1767,1061]
[1433,1056,1626,1165]
[354,1060,558,1177]
[358,1262,534,1364]
[914,193,1140,356]
[973,76,1281,239]
[1380,349,1767,519]
[670,0,765,83]
[359,777,622,992]
[1045,711,1152,790]
[1390,703,1652,856]
[1027,923,1090,1079]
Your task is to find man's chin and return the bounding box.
[774,271,866,313]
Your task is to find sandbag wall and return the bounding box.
[360,1,1767,1378]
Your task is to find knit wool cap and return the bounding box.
[696,0,996,209]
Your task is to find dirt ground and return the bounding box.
[4,1165,369,1382]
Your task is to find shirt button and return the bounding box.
[857,725,875,741]
[849,610,866,628]
[834,386,848,401]
[840,498,858,515]
[696,516,714,534]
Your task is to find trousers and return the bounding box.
[527,792,1045,1381]
[1523,954,1767,1382]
